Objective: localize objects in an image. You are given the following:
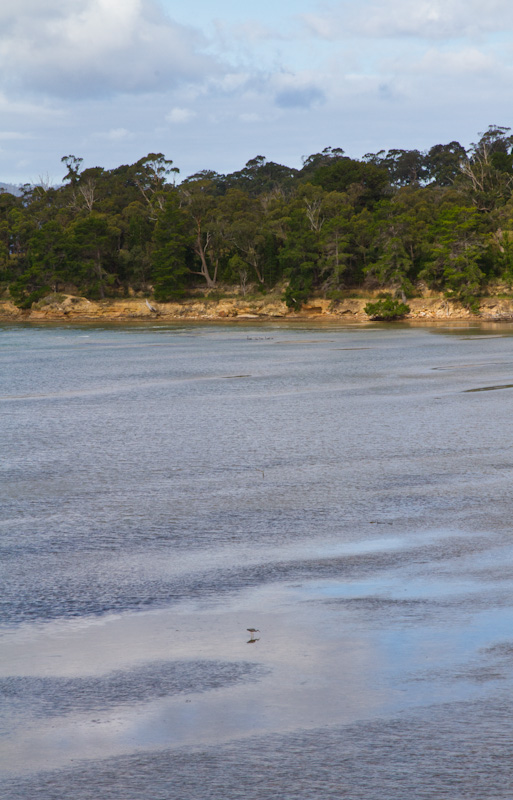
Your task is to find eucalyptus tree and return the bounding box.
[310,156,390,208]
[224,156,298,196]
[420,204,486,309]
[130,153,179,216]
[298,147,346,181]
[151,192,191,300]
[216,188,274,284]
[68,213,121,298]
[363,186,438,294]
[179,178,220,287]
[459,126,513,211]
[425,141,466,186]
[363,148,429,186]
[277,184,327,306]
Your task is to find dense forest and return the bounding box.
[3,125,513,311]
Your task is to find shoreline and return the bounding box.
[1,292,513,324]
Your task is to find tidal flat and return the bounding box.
[2,320,513,799]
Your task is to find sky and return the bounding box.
[1,0,513,185]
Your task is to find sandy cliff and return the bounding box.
[1,292,513,322]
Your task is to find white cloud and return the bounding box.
[214,18,287,45]
[302,13,340,41]
[166,107,196,124]
[361,0,513,39]
[0,91,63,118]
[0,0,222,98]
[94,127,133,140]
[414,47,497,76]
[213,73,253,92]
[303,0,513,41]
[0,131,33,141]
[239,113,261,123]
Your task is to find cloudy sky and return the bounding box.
[1,0,512,185]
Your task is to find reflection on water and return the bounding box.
[6,694,512,800]
[1,660,267,718]
[2,321,513,798]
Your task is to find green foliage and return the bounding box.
[223,155,298,196]
[9,280,51,309]
[363,148,429,186]
[151,194,191,300]
[364,298,410,320]
[69,213,120,298]
[226,253,249,287]
[364,237,413,291]
[284,279,312,310]
[311,158,390,208]
[5,129,513,307]
[425,142,467,186]
[419,205,485,309]
[326,289,346,301]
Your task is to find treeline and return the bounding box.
[3,125,513,310]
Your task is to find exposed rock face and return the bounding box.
[0,299,23,318]
[1,292,513,322]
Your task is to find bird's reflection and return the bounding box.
[246,627,260,644]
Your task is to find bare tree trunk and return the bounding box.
[95,248,105,298]
[305,197,324,232]
[249,254,264,283]
[239,267,248,295]
[79,178,96,212]
[194,224,216,287]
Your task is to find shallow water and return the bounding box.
[2,320,513,798]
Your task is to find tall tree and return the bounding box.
[151,194,191,300]
[420,205,485,309]
[460,126,513,210]
[425,142,466,186]
[180,179,219,287]
[131,153,179,215]
[69,213,120,298]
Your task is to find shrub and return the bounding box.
[364,298,410,320]
[9,283,51,309]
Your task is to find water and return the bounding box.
[2,320,513,798]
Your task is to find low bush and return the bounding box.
[364,298,410,320]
